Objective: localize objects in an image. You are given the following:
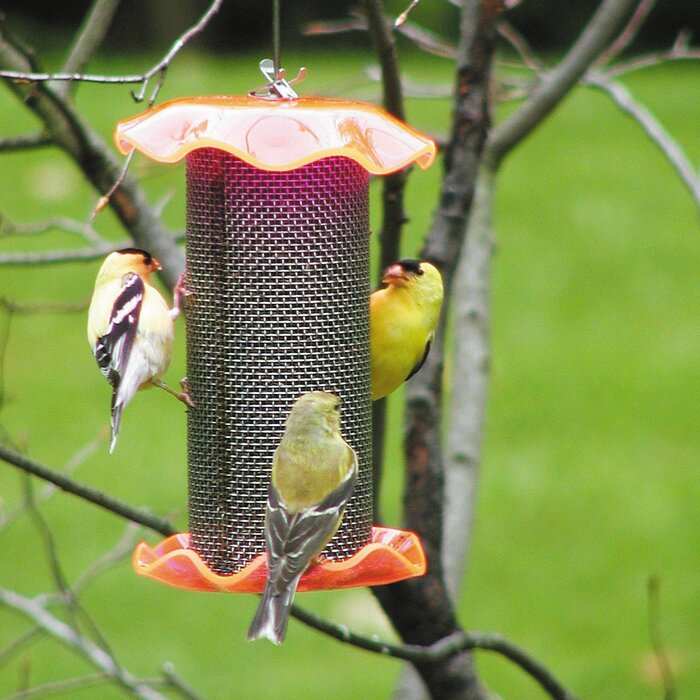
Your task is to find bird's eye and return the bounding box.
[417,268,424,276]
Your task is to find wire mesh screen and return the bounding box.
[185,148,372,574]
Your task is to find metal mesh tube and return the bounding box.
[185,149,372,574]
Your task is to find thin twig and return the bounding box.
[0,215,104,245]
[0,588,168,700]
[91,149,136,220]
[647,576,676,700]
[2,673,110,700]
[57,0,122,97]
[605,45,700,78]
[395,0,420,28]
[161,663,205,700]
[1,0,223,106]
[585,74,700,209]
[0,628,44,668]
[0,233,184,267]
[487,0,638,167]
[0,133,52,152]
[497,20,544,72]
[596,0,657,66]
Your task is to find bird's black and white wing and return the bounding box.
[93,272,144,388]
[265,455,358,596]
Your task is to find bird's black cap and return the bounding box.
[398,259,423,275]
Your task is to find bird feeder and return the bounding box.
[115,88,435,594]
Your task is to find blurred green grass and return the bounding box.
[0,50,698,699]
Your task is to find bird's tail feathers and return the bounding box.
[247,576,301,645]
[109,389,123,454]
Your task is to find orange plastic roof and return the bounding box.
[115,95,436,174]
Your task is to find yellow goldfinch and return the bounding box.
[370,259,444,400]
[87,248,189,453]
[247,391,358,645]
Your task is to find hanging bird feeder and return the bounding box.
[116,63,435,594]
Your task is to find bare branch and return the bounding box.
[443,166,494,599]
[585,74,700,209]
[1,0,222,106]
[605,45,700,79]
[497,20,544,72]
[0,233,184,267]
[487,0,638,167]
[647,576,676,700]
[395,22,457,60]
[0,588,168,700]
[0,133,51,152]
[395,0,420,28]
[57,0,122,97]
[596,0,656,66]
[161,663,206,700]
[91,149,136,220]
[0,628,43,668]
[0,444,176,537]
[290,607,577,700]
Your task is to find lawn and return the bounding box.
[0,48,699,700]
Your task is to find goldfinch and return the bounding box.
[247,391,358,645]
[370,259,444,400]
[87,248,189,453]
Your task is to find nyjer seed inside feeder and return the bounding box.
[117,61,436,593]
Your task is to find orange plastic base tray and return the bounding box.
[132,527,426,593]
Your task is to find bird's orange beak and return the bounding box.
[150,257,162,272]
[382,263,407,285]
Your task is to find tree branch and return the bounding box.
[487,0,638,166]
[595,0,656,66]
[585,74,700,210]
[442,165,494,599]
[0,132,52,152]
[0,237,184,267]
[0,588,168,700]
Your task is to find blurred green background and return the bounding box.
[1,12,699,700]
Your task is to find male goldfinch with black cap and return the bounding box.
[370,259,444,400]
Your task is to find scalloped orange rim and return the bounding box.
[115,95,436,174]
[132,527,427,593]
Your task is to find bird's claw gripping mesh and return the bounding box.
[185,150,372,574]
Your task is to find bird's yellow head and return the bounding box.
[285,391,342,437]
[96,248,161,283]
[381,259,443,306]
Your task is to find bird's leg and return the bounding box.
[151,378,195,407]
[170,269,192,320]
